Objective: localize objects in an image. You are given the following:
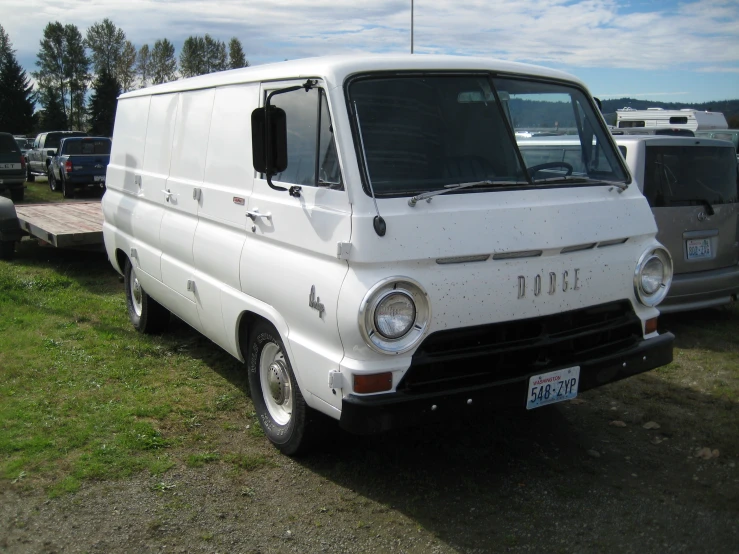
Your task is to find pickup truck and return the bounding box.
[26,131,88,182]
[47,136,111,198]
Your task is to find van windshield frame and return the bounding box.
[346,72,629,198]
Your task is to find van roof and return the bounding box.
[119,54,585,99]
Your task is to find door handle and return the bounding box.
[162,189,173,202]
[246,209,272,221]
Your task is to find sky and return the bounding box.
[2,0,739,103]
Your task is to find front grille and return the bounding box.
[398,300,642,394]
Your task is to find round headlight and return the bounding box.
[359,277,431,354]
[374,292,416,339]
[634,247,673,307]
[640,256,664,295]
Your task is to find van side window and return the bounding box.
[269,88,343,189]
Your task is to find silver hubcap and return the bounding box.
[259,342,292,425]
[130,270,143,317]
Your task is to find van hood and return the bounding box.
[348,186,656,263]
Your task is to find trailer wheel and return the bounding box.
[0,240,15,261]
[26,166,34,183]
[48,170,58,192]
[124,258,169,333]
[248,321,312,455]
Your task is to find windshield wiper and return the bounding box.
[408,180,500,207]
[668,197,715,215]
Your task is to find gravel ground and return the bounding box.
[2,374,737,554]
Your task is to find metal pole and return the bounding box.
[411,0,414,53]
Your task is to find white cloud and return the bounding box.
[2,0,738,74]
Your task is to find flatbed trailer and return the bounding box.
[14,201,104,249]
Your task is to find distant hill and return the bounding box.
[598,98,739,127]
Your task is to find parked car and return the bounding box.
[48,136,111,198]
[517,134,739,312]
[103,55,674,454]
[695,129,739,162]
[14,136,32,157]
[613,136,739,312]
[0,131,26,202]
[26,131,88,182]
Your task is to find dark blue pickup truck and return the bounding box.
[48,137,111,198]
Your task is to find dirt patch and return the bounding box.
[2,367,737,553]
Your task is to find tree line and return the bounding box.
[0,19,249,137]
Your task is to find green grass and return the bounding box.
[0,240,260,494]
[1,229,739,494]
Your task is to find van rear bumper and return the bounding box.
[660,265,739,313]
[339,332,674,434]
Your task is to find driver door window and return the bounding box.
[268,88,343,190]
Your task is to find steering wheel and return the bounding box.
[526,162,574,178]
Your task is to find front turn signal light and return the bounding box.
[354,372,393,394]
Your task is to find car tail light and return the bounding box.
[65,160,73,173]
[20,155,25,169]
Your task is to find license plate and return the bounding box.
[94,175,105,182]
[526,366,580,409]
[686,238,711,260]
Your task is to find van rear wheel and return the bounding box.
[124,258,169,333]
[26,166,34,183]
[248,321,311,455]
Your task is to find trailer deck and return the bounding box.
[15,201,104,248]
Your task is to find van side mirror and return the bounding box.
[251,106,288,175]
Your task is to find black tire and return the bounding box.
[48,169,58,192]
[247,321,312,455]
[124,258,169,333]
[61,175,74,199]
[26,165,34,183]
[0,240,15,261]
[10,187,24,202]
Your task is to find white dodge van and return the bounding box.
[103,55,674,454]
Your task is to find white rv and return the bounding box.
[616,107,728,131]
[103,55,674,454]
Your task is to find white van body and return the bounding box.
[103,55,674,453]
[616,107,728,131]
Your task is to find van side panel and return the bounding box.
[138,93,181,281]
[157,90,216,332]
[192,84,260,355]
[104,95,165,280]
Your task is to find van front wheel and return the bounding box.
[124,258,169,333]
[248,322,309,455]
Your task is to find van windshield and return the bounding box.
[348,74,627,196]
[643,145,738,208]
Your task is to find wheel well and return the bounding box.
[237,311,272,361]
[114,249,128,275]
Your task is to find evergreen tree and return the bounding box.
[150,39,177,84]
[39,91,68,131]
[203,35,227,73]
[88,68,120,136]
[0,25,36,134]
[136,44,151,88]
[180,36,206,78]
[181,35,229,77]
[228,38,248,69]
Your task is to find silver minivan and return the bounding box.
[614,135,739,312]
[517,134,739,312]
